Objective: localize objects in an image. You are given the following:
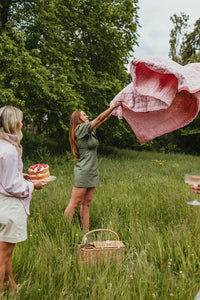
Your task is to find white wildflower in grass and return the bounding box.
[152,293,156,298]
[87,277,91,281]
[107,283,112,289]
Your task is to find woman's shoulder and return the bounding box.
[0,139,18,156]
[76,122,92,138]
[77,121,92,129]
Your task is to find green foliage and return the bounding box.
[0,0,11,30]
[21,130,68,162]
[2,150,200,299]
[169,13,200,65]
[180,18,200,65]
[168,14,200,150]
[169,12,189,63]
[0,0,139,146]
[0,27,80,139]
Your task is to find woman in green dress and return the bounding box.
[64,100,123,231]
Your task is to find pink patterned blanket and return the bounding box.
[110,57,200,145]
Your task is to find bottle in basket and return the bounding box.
[83,237,89,247]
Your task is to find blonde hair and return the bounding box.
[69,110,83,160]
[0,105,23,156]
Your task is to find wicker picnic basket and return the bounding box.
[78,229,125,265]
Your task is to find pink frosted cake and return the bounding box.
[28,164,50,181]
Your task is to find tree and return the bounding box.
[180,18,200,64]
[169,13,200,64]
[0,28,80,139]
[169,12,189,63]
[168,14,200,153]
[0,0,139,147]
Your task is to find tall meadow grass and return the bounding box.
[2,149,200,299]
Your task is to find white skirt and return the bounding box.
[0,193,27,243]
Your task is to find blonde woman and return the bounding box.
[0,106,47,294]
[64,100,123,231]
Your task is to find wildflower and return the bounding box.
[168,261,171,268]
[87,277,91,281]
[172,163,179,168]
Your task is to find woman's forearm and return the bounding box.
[96,113,112,128]
[97,106,116,122]
[90,100,123,130]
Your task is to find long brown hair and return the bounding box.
[69,109,84,160]
[0,106,23,156]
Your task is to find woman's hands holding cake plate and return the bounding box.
[27,164,56,188]
[32,179,48,190]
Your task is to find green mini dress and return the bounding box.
[73,122,99,188]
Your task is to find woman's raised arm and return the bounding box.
[89,99,124,130]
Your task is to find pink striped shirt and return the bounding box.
[0,134,34,214]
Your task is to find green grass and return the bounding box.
[3,149,200,299]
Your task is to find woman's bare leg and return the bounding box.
[80,188,95,231]
[0,242,16,294]
[5,256,17,293]
[64,187,87,222]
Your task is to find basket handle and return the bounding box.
[81,229,120,244]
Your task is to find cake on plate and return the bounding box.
[28,164,50,181]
